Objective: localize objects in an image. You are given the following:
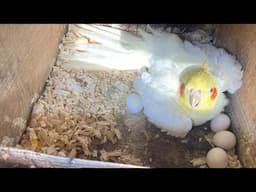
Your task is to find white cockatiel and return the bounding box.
[62,24,243,138]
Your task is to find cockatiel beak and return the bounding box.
[189,89,201,109]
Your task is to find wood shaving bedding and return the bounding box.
[19,67,140,164]
[19,24,143,166]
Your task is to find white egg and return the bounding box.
[126,93,143,113]
[213,130,236,150]
[210,113,231,132]
[206,147,228,168]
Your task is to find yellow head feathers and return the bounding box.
[178,62,218,112]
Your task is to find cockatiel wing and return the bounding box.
[133,75,192,138]
[139,27,207,70]
[59,24,151,71]
[134,27,209,95]
[195,43,243,94]
[60,24,208,74]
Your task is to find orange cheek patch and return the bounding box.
[180,83,185,96]
[210,87,217,101]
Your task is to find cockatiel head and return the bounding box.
[178,62,219,112]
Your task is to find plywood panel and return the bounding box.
[0,24,66,143]
[215,24,256,167]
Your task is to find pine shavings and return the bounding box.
[100,149,143,165]
[19,26,142,165]
[190,157,207,167]
[204,132,215,147]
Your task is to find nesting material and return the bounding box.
[19,66,142,165]
[227,149,242,168]
[190,157,207,167]
[0,136,15,147]
[19,24,143,165]
[100,149,142,165]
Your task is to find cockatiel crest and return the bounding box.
[63,24,243,138]
[178,61,226,126]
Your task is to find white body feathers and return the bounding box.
[63,24,243,138]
